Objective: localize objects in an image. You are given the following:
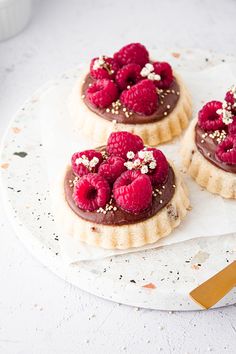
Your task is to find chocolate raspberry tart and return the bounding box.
[56,132,189,249]
[181,85,236,199]
[69,43,192,146]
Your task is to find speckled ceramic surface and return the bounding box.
[1,49,236,311]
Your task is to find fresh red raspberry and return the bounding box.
[113,170,152,213]
[225,90,236,115]
[107,131,144,159]
[115,63,142,90]
[120,79,158,115]
[86,79,119,108]
[98,156,126,184]
[114,43,149,67]
[71,150,103,177]
[216,135,236,165]
[152,62,173,89]
[228,118,236,136]
[73,173,111,211]
[90,56,119,80]
[198,101,226,131]
[134,148,169,186]
[225,90,234,105]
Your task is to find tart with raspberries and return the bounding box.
[56,131,190,249]
[181,85,236,199]
[69,43,192,146]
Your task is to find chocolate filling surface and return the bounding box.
[82,74,180,124]
[195,124,236,174]
[64,165,176,226]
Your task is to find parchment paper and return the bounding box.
[39,63,236,262]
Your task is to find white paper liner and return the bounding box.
[39,63,236,262]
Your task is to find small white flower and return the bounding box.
[154,74,161,81]
[222,101,227,108]
[90,157,99,168]
[124,161,133,170]
[127,151,135,159]
[75,157,83,165]
[216,109,223,115]
[222,109,233,125]
[138,150,145,159]
[149,161,157,169]
[83,159,90,167]
[143,151,154,162]
[147,72,156,81]
[93,56,105,70]
[133,159,141,167]
[145,63,154,72]
[140,67,150,77]
[141,165,149,174]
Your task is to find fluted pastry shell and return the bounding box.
[68,72,192,146]
[181,118,236,199]
[53,164,190,250]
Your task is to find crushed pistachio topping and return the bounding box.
[208,129,227,144]
[70,176,79,188]
[106,100,133,118]
[75,155,99,170]
[124,149,157,174]
[96,198,117,214]
[140,63,161,81]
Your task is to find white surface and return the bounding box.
[0,0,236,353]
[0,0,31,41]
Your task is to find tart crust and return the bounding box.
[53,163,190,250]
[69,71,192,146]
[181,118,236,199]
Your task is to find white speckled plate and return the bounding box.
[1,49,236,311]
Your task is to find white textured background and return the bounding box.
[1,0,236,353]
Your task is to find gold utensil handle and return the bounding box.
[190,261,236,309]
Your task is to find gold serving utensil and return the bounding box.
[190,261,236,309]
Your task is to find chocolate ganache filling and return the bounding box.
[82,74,180,124]
[195,124,236,174]
[64,147,176,226]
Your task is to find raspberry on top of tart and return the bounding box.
[65,131,174,222]
[181,85,236,199]
[195,85,236,172]
[62,131,189,249]
[84,43,177,120]
[71,43,192,146]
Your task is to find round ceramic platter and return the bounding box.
[1,49,236,311]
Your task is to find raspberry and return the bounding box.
[107,131,144,159]
[225,90,234,106]
[115,63,142,90]
[198,101,225,131]
[71,150,103,177]
[120,79,158,115]
[216,135,236,165]
[152,62,173,89]
[86,79,119,108]
[134,148,169,186]
[98,156,126,184]
[90,56,119,80]
[73,173,111,211]
[228,118,236,136]
[114,43,149,67]
[113,170,152,213]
